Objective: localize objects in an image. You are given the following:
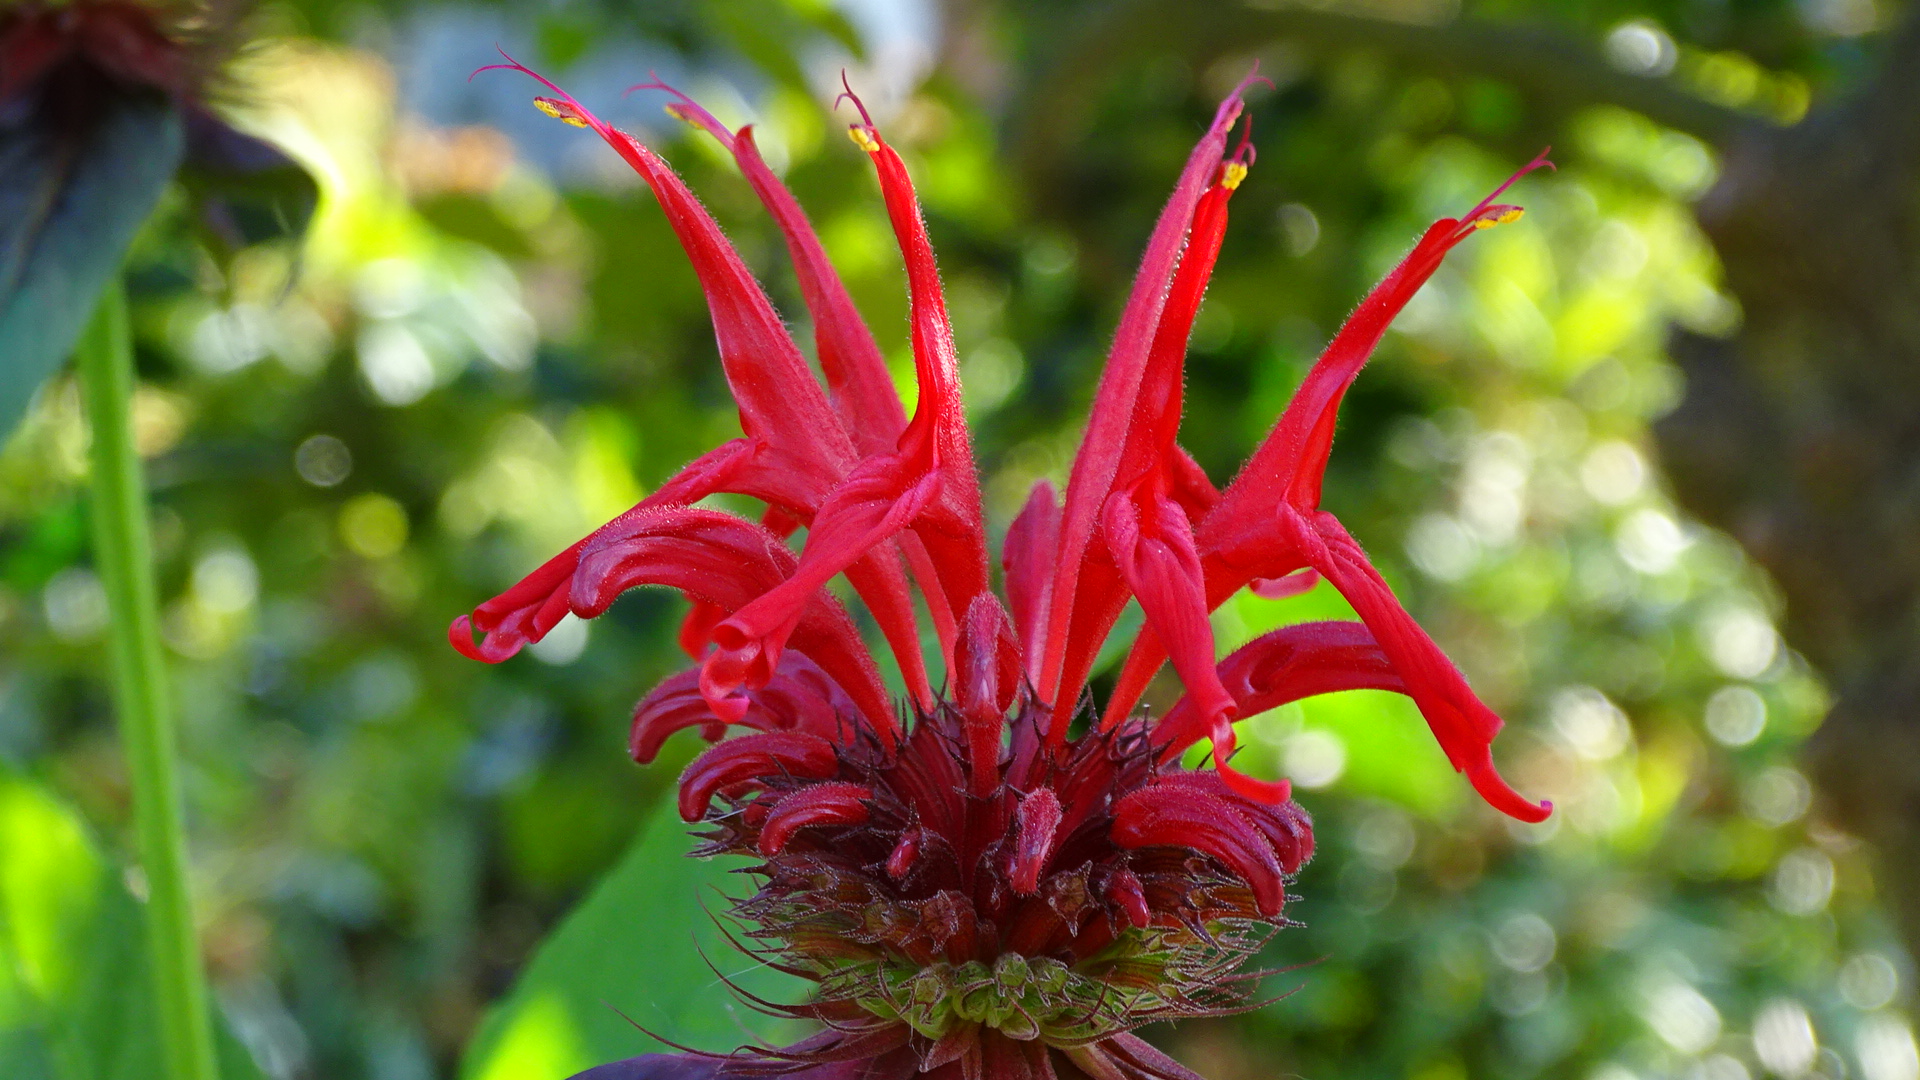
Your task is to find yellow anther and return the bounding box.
[534,97,588,127]
[663,103,689,123]
[1221,162,1248,190]
[847,125,881,153]
[1473,207,1525,230]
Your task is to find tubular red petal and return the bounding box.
[1050,167,1240,745]
[1084,181,1237,762]
[1008,787,1064,896]
[1110,783,1287,917]
[1153,620,1402,761]
[677,730,840,822]
[954,593,1020,794]
[1203,153,1553,554]
[477,61,937,712]
[497,61,860,498]
[1039,87,1251,715]
[706,467,942,717]
[1105,868,1150,929]
[1102,489,1225,725]
[675,599,727,660]
[757,782,873,854]
[704,112,996,708]
[1002,480,1061,676]
[449,437,762,665]
[885,828,922,882]
[647,88,905,456]
[854,118,991,624]
[629,670,720,764]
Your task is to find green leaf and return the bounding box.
[0,768,262,1080]
[0,88,184,440]
[459,794,807,1080]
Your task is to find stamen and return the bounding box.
[476,49,604,137]
[1220,162,1249,191]
[1226,60,1277,104]
[847,125,881,153]
[1472,207,1525,230]
[1228,113,1257,169]
[833,69,877,128]
[628,72,736,144]
[1460,147,1554,225]
[533,97,588,127]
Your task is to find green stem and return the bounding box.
[77,281,219,1080]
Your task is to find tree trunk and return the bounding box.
[1655,8,1920,945]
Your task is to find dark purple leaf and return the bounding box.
[179,104,316,258]
[570,1054,733,1080]
[0,77,182,437]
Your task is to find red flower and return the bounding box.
[456,56,1551,1080]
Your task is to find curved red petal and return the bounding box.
[1103,491,1223,711]
[629,670,719,764]
[706,467,942,724]
[757,781,873,854]
[1298,510,1549,822]
[1110,783,1287,917]
[631,651,865,764]
[1154,770,1315,874]
[448,435,753,665]
[1153,620,1402,761]
[572,505,894,742]
[677,730,840,822]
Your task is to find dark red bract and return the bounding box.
[456,56,1552,1080]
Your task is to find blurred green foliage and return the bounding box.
[0,1,1913,1079]
[0,767,262,1079]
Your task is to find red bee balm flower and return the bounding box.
[456,57,1553,1080]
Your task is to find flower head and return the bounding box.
[457,56,1551,1080]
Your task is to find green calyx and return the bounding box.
[821,930,1206,1046]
